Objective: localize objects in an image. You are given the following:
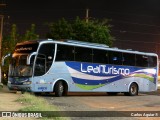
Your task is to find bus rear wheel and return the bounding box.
[54,81,64,97]
[125,83,138,96]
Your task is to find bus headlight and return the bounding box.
[23,81,32,85]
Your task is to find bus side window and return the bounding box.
[93,49,108,64]
[75,47,92,63]
[148,56,157,67]
[56,45,74,61]
[109,51,122,65]
[136,55,148,67]
[123,53,135,66]
[34,55,46,76]
[38,43,55,72]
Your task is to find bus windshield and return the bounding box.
[9,55,35,77]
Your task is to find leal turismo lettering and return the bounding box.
[81,63,130,75]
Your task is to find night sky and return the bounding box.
[2,0,160,55]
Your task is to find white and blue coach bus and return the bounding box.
[6,39,158,96]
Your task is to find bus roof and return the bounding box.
[16,39,158,57]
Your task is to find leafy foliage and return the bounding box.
[46,17,114,46]
[47,18,73,39]
[22,24,39,41]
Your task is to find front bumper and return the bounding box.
[7,83,32,92]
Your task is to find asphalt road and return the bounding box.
[42,89,160,120]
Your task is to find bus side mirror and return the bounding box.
[2,53,11,66]
[27,52,37,65]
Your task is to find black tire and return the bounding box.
[62,85,68,96]
[125,83,138,96]
[55,81,64,97]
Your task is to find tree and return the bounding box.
[22,24,39,41]
[46,17,114,46]
[46,18,73,39]
[2,24,19,57]
[1,24,19,84]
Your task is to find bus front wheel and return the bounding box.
[125,83,138,96]
[54,81,64,97]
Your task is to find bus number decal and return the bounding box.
[38,87,47,90]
